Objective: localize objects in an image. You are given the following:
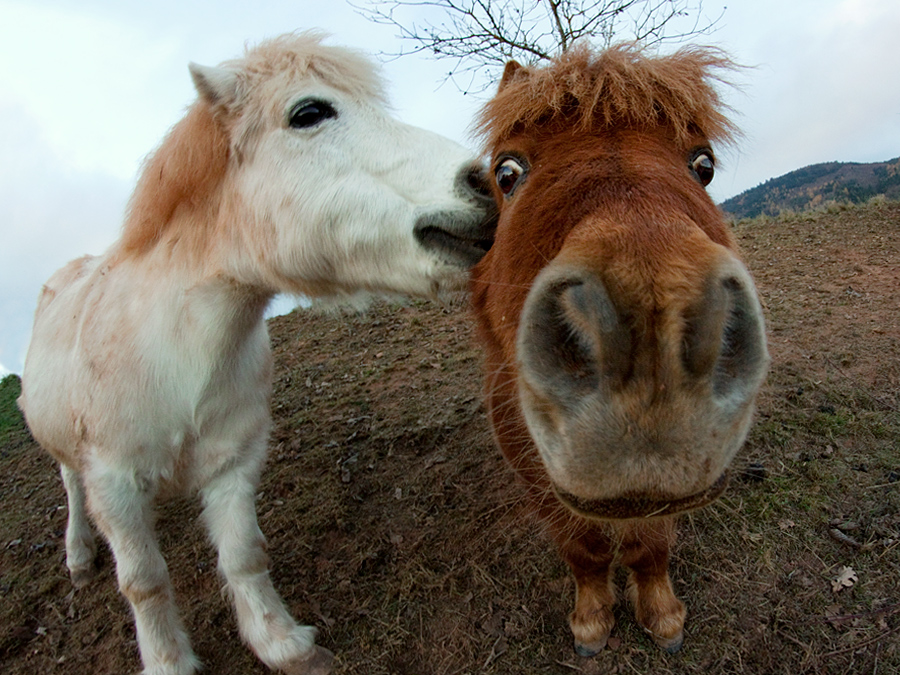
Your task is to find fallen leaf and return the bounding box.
[824,604,844,627]
[831,566,858,593]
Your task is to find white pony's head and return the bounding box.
[122,32,494,300]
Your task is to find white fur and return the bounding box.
[18,33,486,675]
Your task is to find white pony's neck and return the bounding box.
[108,195,275,388]
[110,93,278,364]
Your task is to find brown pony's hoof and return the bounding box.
[280,646,335,675]
[574,637,608,657]
[652,631,684,654]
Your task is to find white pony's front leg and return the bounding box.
[84,455,200,675]
[60,464,98,587]
[201,456,333,675]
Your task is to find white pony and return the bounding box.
[18,33,494,675]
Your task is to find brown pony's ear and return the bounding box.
[499,61,526,91]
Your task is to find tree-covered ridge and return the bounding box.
[721,157,900,218]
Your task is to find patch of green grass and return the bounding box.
[0,374,29,450]
[807,409,851,438]
[750,417,798,448]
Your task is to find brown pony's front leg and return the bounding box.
[485,369,684,655]
[619,517,686,653]
[555,524,618,656]
[556,514,685,656]
[486,372,614,656]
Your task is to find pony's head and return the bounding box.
[121,32,495,299]
[472,45,768,520]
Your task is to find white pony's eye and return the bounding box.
[690,151,715,186]
[496,157,526,196]
[289,99,337,129]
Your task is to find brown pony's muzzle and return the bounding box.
[515,252,769,518]
[554,471,731,521]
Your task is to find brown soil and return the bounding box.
[2,200,898,674]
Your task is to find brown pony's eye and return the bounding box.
[496,157,526,196]
[690,151,715,186]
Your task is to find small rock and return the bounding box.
[740,462,767,483]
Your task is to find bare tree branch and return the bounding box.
[354,0,724,92]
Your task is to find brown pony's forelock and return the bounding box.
[120,32,386,256]
[476,43,739,149]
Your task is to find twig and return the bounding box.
[864,481,900,491]
[829,527,865,549]
[803,601,900,625]
[822,626,900,658]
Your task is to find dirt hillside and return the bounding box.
[1,200,898,674]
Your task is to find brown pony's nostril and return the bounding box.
[682,268,768,402]
[713,275,768,400]
[518,274,635,401]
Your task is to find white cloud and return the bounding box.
[0,101,128,374]
[0,2,198,183]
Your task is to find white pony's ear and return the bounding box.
[189,63,240,108]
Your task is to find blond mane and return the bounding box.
[120,32,386,255]
[230,32,386,104]
[477,44,738,149]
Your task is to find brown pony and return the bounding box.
[471,45,768,655]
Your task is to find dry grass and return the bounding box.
[1,200,898,674]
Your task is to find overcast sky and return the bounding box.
[2,0,899,376]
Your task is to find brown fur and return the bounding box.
[471,45,765,655]
[476,43,738,149]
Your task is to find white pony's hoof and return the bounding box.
[139,652,201,675]
[279,646,334,675]
[68,563,98,589]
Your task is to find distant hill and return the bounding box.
[721,156,900,219]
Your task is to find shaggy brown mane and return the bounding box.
[120,33,385,255]
[477,44,738,148]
